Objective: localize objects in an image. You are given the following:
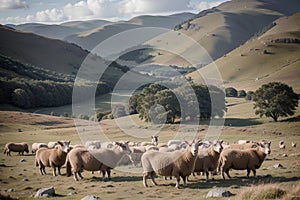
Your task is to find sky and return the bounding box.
[0,0,227,24]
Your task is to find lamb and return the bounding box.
[3,142,29,156]
[47,141,58,149]
[35,141,71,176]
[66,141,131,181]
[218,141,271,179]
[193,140,223,181]
[32,143,48,153]
[279,141,285,149]
[141,140,202,188]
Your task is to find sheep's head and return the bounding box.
[259,141,271,155]
[188,140,202,156]
[114,141,132,154]
[57,141,71,153]
[212,140,223,153]
[151,136,158,145]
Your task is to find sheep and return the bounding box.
[292,142,297,148]
[101,141,114,149]
[193,140,223,181]
[85,140,101,149]
[141,140,202,188]
[47,141,58,149]
[167,139,182,147]
[35,141,71,176]
[279,141,285,149]
[66,141,131,181]
[223,142,258,150]
[141,136,159,146]
[32,143,48,153]
[218,141,271,179]
[3,142,29,156]
[238,140,250,144]
[128,146,146,166]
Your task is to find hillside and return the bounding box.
[64,13,195,51]
[8,20,110,40]
[0,25,89,75]
[188,12,300,93]
[145,0,300,66]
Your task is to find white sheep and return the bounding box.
[128,146,146,166]
[85,140,101,149]
[101,141,114,149]
[167,139,182,147]
[47,141,58,149]
[66,141,131,181]
[141,140,202,188]
[279,141,285,149]
[35,141,71,176]
[223,142,258,150]
[32,143,48,153]
[193,140,223,181]
[237,140,250,144]
[3,142,29,156]
[141,136,159,146]
[218,141,271,179]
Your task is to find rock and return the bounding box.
[34,187,55,198]
[68,192,77,196]
[7,188,14,192]
[81,195,101,200]
[206,188,234,198]
[282,154,288,157]
[273,163,283,168]
[22,178,29,182]
[20,159,26,162]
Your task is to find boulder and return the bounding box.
[206,188,233,198]
[34,187,55,198]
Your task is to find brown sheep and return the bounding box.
[193,140,223,181]
[142,140,202,188]
[35,141,70,176]
[218,141,271,179]
[32,143,48,153]
[3,142,29,156]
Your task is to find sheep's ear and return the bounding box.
[220,140,223,144]
[57,141,63,146]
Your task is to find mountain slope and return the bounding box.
[9,20,110,40]
[64,13,195,51]
[146,0,300,66]
[0,25,90,74]
[188,12,300,93]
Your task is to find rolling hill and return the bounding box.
[145,0,300,66]
[7,20,110,40]
[188,12,300,93]
[64,13,195,51]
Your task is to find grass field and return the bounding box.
[0,98,299,200]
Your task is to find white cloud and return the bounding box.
[0,0,227,24]
[0,0,28,9]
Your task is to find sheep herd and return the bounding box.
[3,137,295,188]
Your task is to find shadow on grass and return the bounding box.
[190,118,263,127]
[89,175,143,182]
[281,115,300,122]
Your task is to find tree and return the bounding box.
[225,87,238,97]
[253,82,298,122]
[11,88,32,108]
[245,91,255,101]
[237,90,247,98]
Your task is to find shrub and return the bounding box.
[225,87,238,97]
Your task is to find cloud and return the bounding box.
[0,0,227,24]
[0,0,29,9]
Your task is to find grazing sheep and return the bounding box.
[292,142,297,148]
[101,141,114,149]
[167,140,182,147]
[35,141,71,176]
[237,140,250,144]
[218,141,271,179]
[129,146,146,166]
[47,141,58,149]
[142,140,202,188]
[85,140,101,149]
[279,141,285,149]
[32,143,48,153]
[4,142,29,156]
[223,142,258,150]
[194,140,223,181]
[66,141,131,181]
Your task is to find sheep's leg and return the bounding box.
[150,172,158,186]
[74,172,79,181]
[225,169,231,179]
[101,170,106,181]
[246,169,251,178]
[78,171,84,179]
[175,176,181,189]
[205,171,210,182]
[221,169,225,180]
[57,167,62,176]
[252,169,256,178]
[107,170,111,181]
[52,167,57,176]
[143,173,149,187]
[182,176,187,187]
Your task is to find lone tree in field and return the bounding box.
[253,82,298,122]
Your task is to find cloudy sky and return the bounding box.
[0,0,227,24]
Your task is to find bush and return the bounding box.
[245,91,255,100]
[225,87,238,97]
[237,90,247,97]
[77,114,89,120]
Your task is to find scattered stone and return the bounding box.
[20,159,26,162]
[22,178,29,182]
[24,186,33,190]
[0,164,7,167]
[7,188,15,193]
[206,188,234,198]
[282,154,288,157]
[67,186,75,190]
[68,192,77,196]
[81,195,101,200]
[34,187,55,198]
[273,163,284,168]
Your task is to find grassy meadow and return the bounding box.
[0,98,300,200]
